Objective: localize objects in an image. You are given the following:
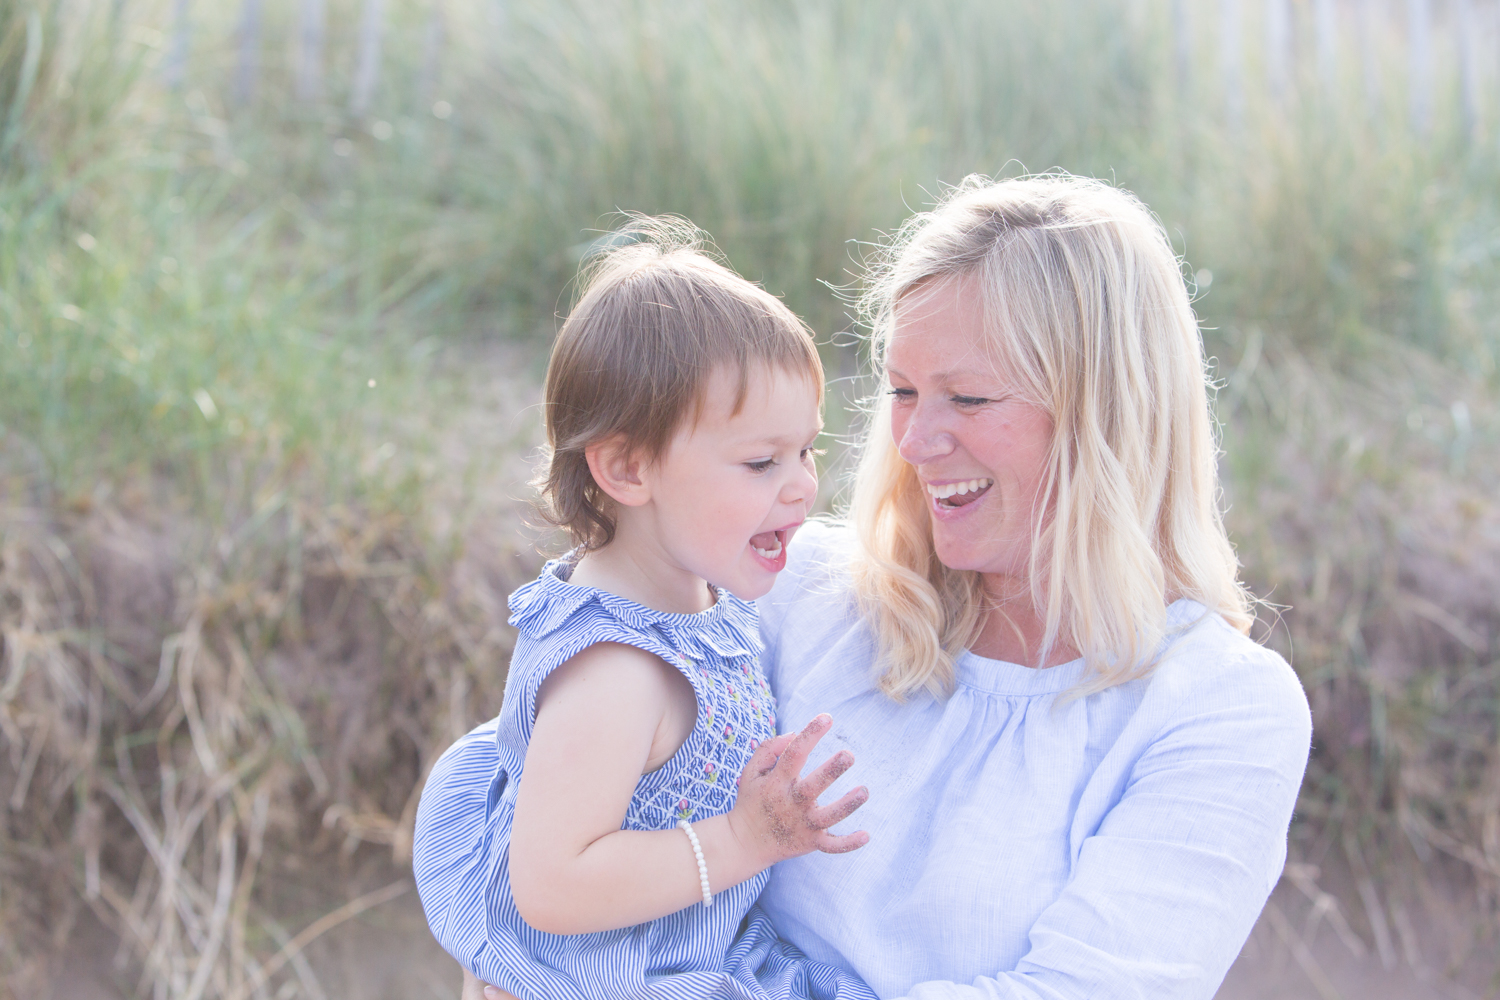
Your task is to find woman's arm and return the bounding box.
[509,641,869,935]
[888,665,1311,1000]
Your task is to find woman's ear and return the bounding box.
[584,437,652,508]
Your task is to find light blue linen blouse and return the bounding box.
[754,522,1312,1000]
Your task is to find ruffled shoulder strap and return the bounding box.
[507,559,599,640]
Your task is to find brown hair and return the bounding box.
[538,216,824,551]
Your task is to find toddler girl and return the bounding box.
[413,219,876,1000]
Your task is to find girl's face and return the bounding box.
[886,276,1055,585]
[640,365,822,600]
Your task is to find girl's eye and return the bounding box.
[886,387,916,401]
[800,447,826,463]
[745,459,775,474]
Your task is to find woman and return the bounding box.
[472,174,1311,999]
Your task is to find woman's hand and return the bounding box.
[727,713,871,867]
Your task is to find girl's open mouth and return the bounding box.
[749,529,785,561]
[926,478,993,509]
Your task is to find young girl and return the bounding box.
[412,219,877,1000]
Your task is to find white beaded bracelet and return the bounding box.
[677,819,713,907]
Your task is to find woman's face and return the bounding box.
[886,276,1055,585]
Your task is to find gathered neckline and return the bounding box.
[955,598,1211,695]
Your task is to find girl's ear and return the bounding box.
[585,437,651,508]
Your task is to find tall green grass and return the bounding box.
[2,0,1498,993]
[0,1,440,504]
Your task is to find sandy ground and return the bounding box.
[48,873,1498,1000]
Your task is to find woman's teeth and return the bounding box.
[925,478,993,500]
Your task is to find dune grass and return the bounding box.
[2,0,1498,994]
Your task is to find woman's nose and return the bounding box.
[894,405,956,466]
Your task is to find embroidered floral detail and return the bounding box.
[515,558,774,835]
[617,622,775,831]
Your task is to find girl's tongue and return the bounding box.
[749,529,783,558]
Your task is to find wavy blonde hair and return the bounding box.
[851,174,1253,700]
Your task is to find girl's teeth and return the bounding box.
[925,478,993,499]
[752,538,783,559]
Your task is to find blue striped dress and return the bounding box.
[413,558,876,1000]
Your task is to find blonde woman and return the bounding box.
[470,175,1310,1000]
[748,174,1311,999]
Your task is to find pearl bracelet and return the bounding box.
[677,819,713,907]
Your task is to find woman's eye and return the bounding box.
[951,394,990,407]
[745,459,775,474]
[886,387,916,401]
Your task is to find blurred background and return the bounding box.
[0,0,1497,997]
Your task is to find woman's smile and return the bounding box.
[924,477,994,509]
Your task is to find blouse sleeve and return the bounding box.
[895,651,1311,1000]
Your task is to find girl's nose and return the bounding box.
[783,459,817,508]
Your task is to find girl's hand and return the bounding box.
[728,713,870,867]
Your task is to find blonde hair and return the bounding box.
[851,174,1253,700]
[539,216,823,551]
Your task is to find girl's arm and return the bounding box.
[461,969,496,1000]
[508,640,868,936]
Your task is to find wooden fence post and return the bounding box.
[1266,0,1291,106]
[1172,0,1192,100]
[296,0,325,102]
[108,0,131,52]
[1314,0,1337,98]
[163,0,190,90]
[1221,0,1243,128]
[1357,0,1380,121]
[1407,0,1431,137]
[233,0,262,106]
[350,0,386,117]
[418,1,448,111]
[1456,0,1478,143]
